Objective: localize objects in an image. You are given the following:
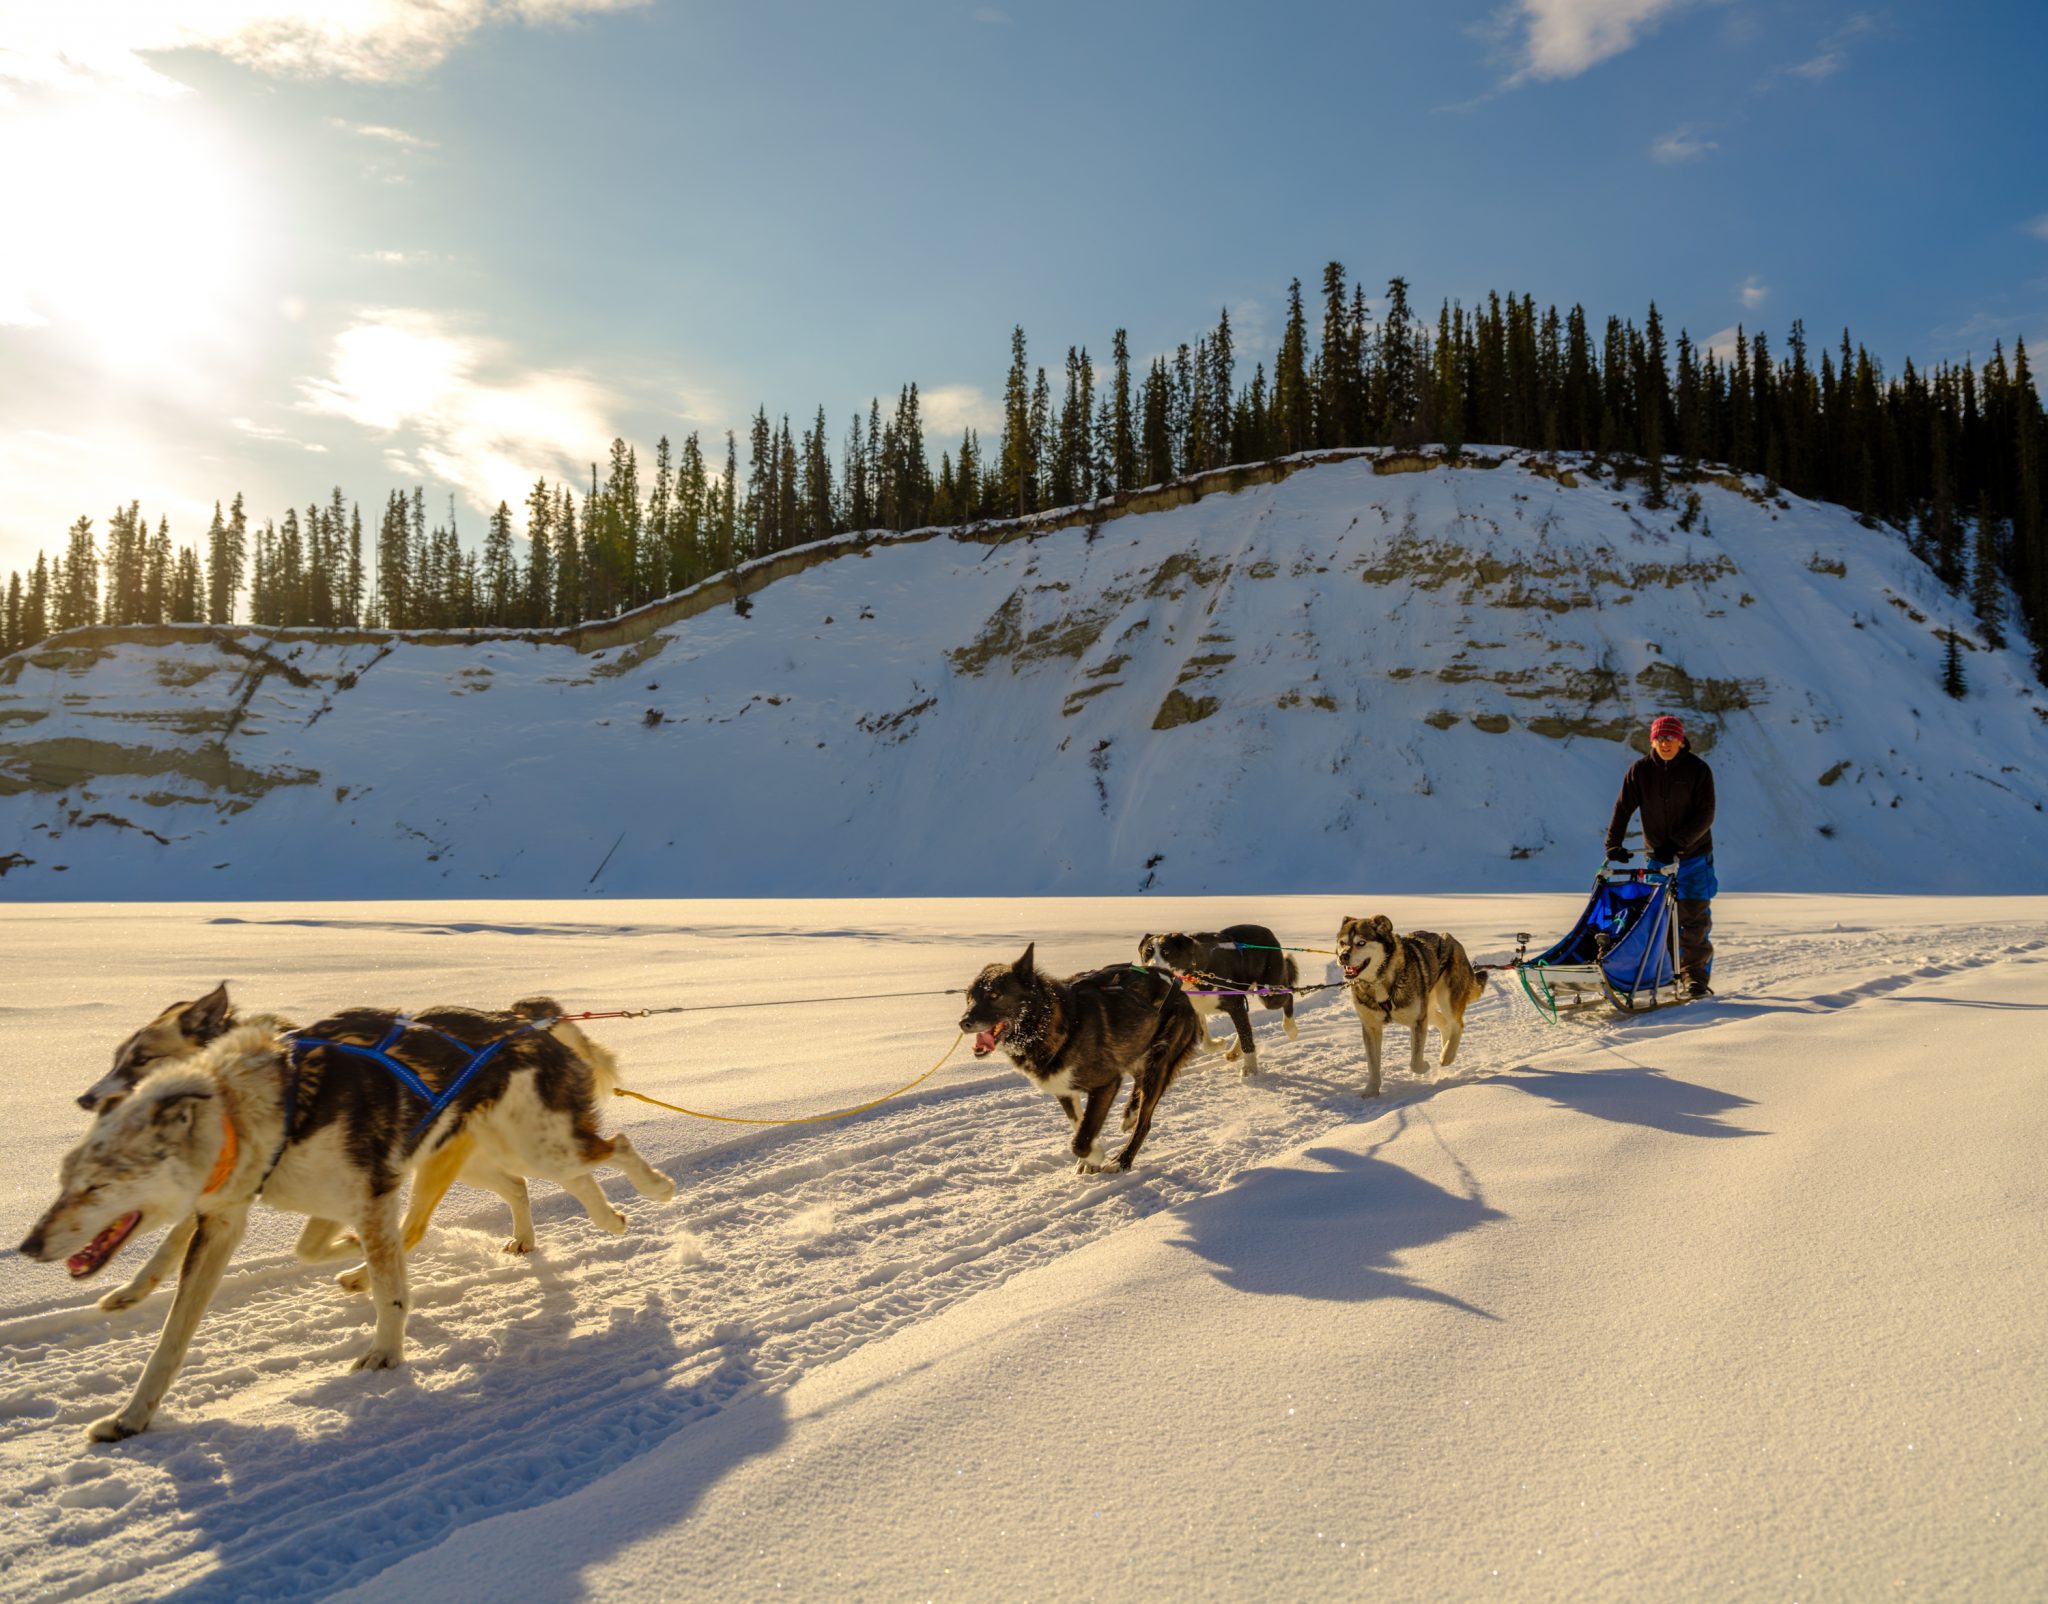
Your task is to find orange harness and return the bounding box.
[201,1111,239,1195]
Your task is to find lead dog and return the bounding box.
[22,1007,672,1440]
[78,987,636,1310]
[1138,925,1299,1075]
[1335,915,1488,1098]
[961,944,1201,1173]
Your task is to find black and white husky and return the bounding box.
[1335,915,1488,1098]
[21,1005,672,1441]
[1138,925,1299,1075]
[960,945,1202,1173]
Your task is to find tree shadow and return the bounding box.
[1485,1061,1765,1139]
[1163,1130,1506,1319]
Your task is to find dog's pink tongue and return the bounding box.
[972,1021,1008,1058]
[67,1212,139,1278]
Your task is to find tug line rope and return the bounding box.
[608,1030,968,1126]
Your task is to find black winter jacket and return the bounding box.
[1605,744,1715,863]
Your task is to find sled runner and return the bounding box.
[1518,863,1685,1021]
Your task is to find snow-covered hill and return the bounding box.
[3,448,2043,898]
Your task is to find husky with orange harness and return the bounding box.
[68,987,655,1312]
[22,999,672,1440]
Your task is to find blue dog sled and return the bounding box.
[1516,863,1685,1021]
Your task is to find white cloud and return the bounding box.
[920,385,1001,440]
[2026,215,2048,243]
[0,1,651,96]
[298,309,628,521]
[1498,0,1702,83]
[1699,325,1746,362]
[1650,125,1717,163]
[1740,275,1769,310]
[330,119,438,149]
[233,417,328,452]
[1758,12,1883,93]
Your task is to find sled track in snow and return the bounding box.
[1,923,2041,1601]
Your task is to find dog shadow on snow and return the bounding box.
[1479,1058,1765,1140]
[110,1248,793,1604]
[1164,1126,1506,1319]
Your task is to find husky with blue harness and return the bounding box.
[20,994,672,1441]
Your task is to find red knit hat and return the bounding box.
[1649,714,1686,742]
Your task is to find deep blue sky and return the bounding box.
[2,0,2043,576]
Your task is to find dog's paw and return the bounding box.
[97,1283,150,1313]
[1283,1017,1299,1041]
[646,1176,677,1204]
[1223,1042,1243,1063]
[87,1413,145,1443]
[1238,1051,1259,1079]
[351,1345,403,1373]
[595,1209,627,1235]
[1075,1158,1108,1175]
[501,1237,534,1255]
[335,1264,371,1296]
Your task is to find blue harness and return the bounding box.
[287,1015,555,1143]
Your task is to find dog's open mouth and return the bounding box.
[971,1020,1009,1058]
[1342,964,1362,979]
[67,1212,141,1279]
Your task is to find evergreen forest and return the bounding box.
[3,266,2042,678]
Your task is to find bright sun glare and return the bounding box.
[0,93,268,380]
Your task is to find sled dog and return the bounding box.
[24,1007,671,1440]
[961,944,1201,1173]
[1335,915,1488,1098]
[1137,925,1298,1075]
[74,988,646,1312]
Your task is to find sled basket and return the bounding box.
[1519,864,1684,1021]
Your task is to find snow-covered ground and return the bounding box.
[6,452,2045,900]
[3,896,2043,1601]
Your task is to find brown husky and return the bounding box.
[1335,915,1489,1098]
[959,945,1201,1173]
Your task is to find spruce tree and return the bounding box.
[1972,493,2006,649]
[1942,629,1967,698]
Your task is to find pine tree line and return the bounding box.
[4,263,2043,672]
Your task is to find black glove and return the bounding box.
[1606,847,1633,863]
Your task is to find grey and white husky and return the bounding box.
[1137,925,1299,1075]
[1335,915,1488,1098]
[20,1005,672,1441]
[960,944,1202,1173]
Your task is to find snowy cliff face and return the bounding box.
[2,450,2043,898]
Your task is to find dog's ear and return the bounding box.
[149,1086,214,1134]
[1014,943,1036,981]
[179,983,232,1042]
[1371,915,1395,937]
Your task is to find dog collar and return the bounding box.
[202,1109,239,1195]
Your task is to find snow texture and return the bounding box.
[2,896,2044,1600]
[4,451,2043,900]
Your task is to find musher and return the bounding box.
[1604,713,1716,998]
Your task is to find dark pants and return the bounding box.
[1677,898,1714,987]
